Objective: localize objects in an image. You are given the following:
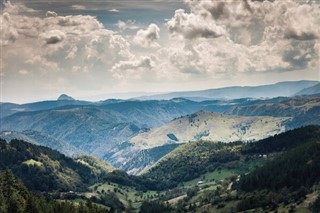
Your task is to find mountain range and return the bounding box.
[295,83,320,96]
[0,130,82,157]
[2,125,320,212]
[0,80,319,175]
[136,80,319,100]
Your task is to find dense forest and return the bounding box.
[236,129,320,211]
[0,139,109,192]
[0,170,108,213]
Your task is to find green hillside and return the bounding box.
[0,139,111,192]
[140,125,320,212]
[142,141,245,189]
[0,169,107,213]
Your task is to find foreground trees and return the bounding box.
[0,170,108,213]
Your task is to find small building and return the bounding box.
[197,181,204,185]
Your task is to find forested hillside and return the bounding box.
[0,139,111,192]
[236,127,320,211]
[142,126,320,190]
[0,170,107,213]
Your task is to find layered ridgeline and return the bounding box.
[137,80,319,100]
[0,96,279,167]
[1,95,319,174]
[0,138,114,192]
[0,98,207,159]
[0,130,82,157]
[0,95,91,119]
[0,106,139,157]
[1,83,319,175]
[113,111,290,174]
[295,83,320,96]
[226,95,320,128]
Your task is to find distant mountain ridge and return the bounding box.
[225,96,320,128]
[0,130,82,157]
[1,82,319,174]
[0,106,139,158]
[295,83,320,96]
[1,80,317,120]
[136,80,319,100]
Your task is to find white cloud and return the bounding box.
[41,29,66,44]
[133,24,160,48]
[167,9,226,40]
[46,11,57,17]
[111,56,154,80]
[71,5,86,10]
[0,13,18,46]
[1,0,135,98]
[162,0,320,75]
[116,20,139,30]
[109,9,120,13]
[3,0,36,14]
[1,0,320,103]
[25,55,59,72]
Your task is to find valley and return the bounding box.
[1,126,320,212]
[1,83,319,175]
[0,81,320,212]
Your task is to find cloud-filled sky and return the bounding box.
[1,0,320,103]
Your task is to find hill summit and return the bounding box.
[57,94,75,101]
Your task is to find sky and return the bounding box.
[1,0,320,103]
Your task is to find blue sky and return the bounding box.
[1,0,319,103]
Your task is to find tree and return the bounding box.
[25,195,41,213]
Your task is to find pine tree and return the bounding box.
[0,191,7,213]
[25,195,41,213]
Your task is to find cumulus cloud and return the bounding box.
[116,20,139,30]
[282,40,317,69]
[0,12,18,46]
[111,56,154,80]
[41,29,66,44]
[46,11,57,17]
[167,9,226,40]
[1,1,134,90]
[283,4,320,41]
[133,24,160,48]
[163,0,320,75]
[25,55,59,71]
[1,0,320,102]
[3,0,36,14]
